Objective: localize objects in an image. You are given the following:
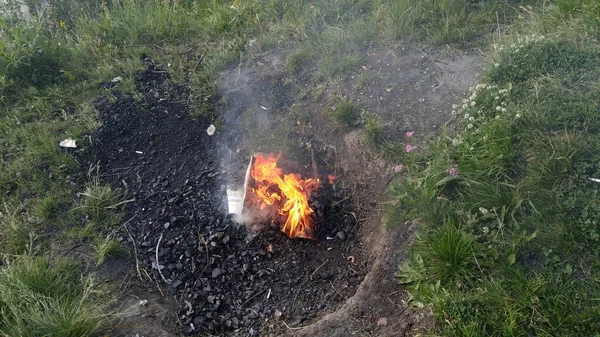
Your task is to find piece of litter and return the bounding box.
[589,177,600,183]
[135,151,143,154]
[139,299,148,306]
[111,76,122,83]
[260,105,268,110]
[59,139,77,148]
[266,288,272,299]
[207,124,216,136]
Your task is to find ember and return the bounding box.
[248,153,320,239]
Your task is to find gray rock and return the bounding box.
[336,231,346,240]
[211,268,223,278]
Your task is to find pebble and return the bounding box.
[337,231,346,240]
[211,268,223,278]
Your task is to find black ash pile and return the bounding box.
[90,59,366,336]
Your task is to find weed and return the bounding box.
[75,176,130,230]
[329,100,361,127]
[93,236,127,266]
[362,113,385,147]
[354,70,383,90]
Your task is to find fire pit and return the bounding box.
[91,62,368,336]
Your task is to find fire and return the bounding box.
[249,153,320,239]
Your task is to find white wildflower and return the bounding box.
[471,101,476,107]
[515,113,521,118]
[495,96,500,100]
[496,106,502,111]
[495,63,500,68]
[482,227,490,234]
[479,207,489,215]
[452,138,460,146]
[451,110,456,115]
[495,115,500,119]
[464,113,470,119]
[502,108,507,112]
[462,104,468,110]
[467,124,474,129]
[469,116,475,122]
[452,104,458,109]
[462,99,469,104]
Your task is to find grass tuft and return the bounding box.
[329,100,361,127]
[92,236,127,266]
[362,113,385,147]
[76,176,129,230]
[0,256,110,336]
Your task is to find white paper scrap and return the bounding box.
[59,139,77,148]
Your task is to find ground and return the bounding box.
[91,45,481,336]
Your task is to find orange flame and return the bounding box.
[249,153,320,239]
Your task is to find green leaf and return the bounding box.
[508,253,516,265]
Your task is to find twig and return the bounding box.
[149,269,165,297]
[242,289,267,306]
[155,233,170,284]
[329,280,343,298]
[192,52,205,73]
[282,321,303,330]
[293,259,330,310]
[199,234,210,275]
[124,221,143,281]
[309,259,329,280]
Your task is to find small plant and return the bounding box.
[354,70,383,90]
[93,236,127,265]
[329,100,361,127]
[362,113,385,146]
[0,201,34,255]
[75,176,131,230]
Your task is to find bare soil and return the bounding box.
[88,44,481,337]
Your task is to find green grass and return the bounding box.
[0,256,110,336]
[379,0,540,46]
[329,99,362,127]
[92,236,127,266]
[392,1,600,335]
[362,113,385,147]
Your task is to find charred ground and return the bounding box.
[89,59,367,336]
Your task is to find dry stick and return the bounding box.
[123,221,143,281]
[282,321,303,330]
[144,268,165,297]
[309,259,329,280]
[329,280,343,298]
[192,52,205,73]
[155,233,170,285]
[292,259,330,310]
[199,234,210,275]
[242,289,267,307]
